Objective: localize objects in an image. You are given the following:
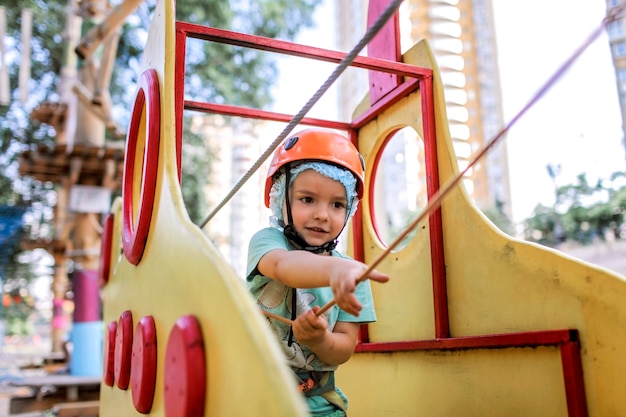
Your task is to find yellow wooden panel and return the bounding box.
[98,0,308,416]
[340,39,626,417]
[339,348,567,417]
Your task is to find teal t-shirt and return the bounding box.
[246,227,377,416]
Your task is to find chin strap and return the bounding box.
[283,224,338,254]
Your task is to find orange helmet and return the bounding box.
[264,129,365,208]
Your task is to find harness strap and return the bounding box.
[295,371,347,413]
[287,287,296,346]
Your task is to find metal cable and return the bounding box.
[198,0,404,228]
[313,2,617,317]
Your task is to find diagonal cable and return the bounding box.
[198,0,404,228]
[261,5,620,324]
[312,3,618,318]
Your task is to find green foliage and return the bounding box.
[0,0,65,148]
[110,0,321,222]
[0,0,64,211]
[180,118,214,224]
[1,249,43,336]
[1,0,322,336]
[523,172,626,247]
[111,0,321,123]
[3,290,35,336]
[175,0,320,109]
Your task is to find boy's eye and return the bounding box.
[300,196,314,203]
[332,202,346,209]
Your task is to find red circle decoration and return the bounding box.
[103,321,117,387]
[131,316,158,414]
[114,310,134,390]
[164,315,206,417]
[98,213,114,286]
[122,68,161,265]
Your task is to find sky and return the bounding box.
[272,0,626,224]
[492,0,625,222]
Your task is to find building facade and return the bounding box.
[606,0,626,160]
[337,0,513,221]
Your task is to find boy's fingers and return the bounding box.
[338,296,361,316]
[368,271,390,283]
[305,308,327,328]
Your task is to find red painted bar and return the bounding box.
[174,28,187,183]
[561,340,589,417]
[355,329,579,352]
[177,22,432,78]
[183,101,350,131]
[420,77,449,339]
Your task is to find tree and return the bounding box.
[0,0,322,333]
[111,0,322,222]
[523,171,626,247]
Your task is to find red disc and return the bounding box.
[114,310,133,390]
[98,213,114,286]
[164,315,206,417]
[103,321,117,387]
[131,316,157,414]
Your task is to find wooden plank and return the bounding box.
[51,400,99,417]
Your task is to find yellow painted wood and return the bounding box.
[99,1,626,415]
[337,40,626,417]
[98,0,308,416]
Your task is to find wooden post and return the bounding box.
[0,7,9,106]
[75,0,142,60]
[19,8,32,103]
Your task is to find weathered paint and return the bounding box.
[97,0,626,416]
[337,41,626,417]
[99,0,308,415]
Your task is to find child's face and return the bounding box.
[284,169,348,248]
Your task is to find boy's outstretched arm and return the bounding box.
[258,249,390,316]
[292,307,359,366]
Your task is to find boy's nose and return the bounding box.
[314,206,329,220]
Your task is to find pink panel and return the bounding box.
[367,0,401,104]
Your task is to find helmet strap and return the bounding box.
[282,166,338,254]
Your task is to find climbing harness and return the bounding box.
[295,370,347,413]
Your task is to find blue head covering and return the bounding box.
[269,161,359,229]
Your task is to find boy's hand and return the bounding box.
[292,307,328,346]
[329,261,390,316]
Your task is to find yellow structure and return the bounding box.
[99,0,626,416]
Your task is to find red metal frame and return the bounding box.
[172,20,587,417]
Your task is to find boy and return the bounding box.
[246,128,390,416]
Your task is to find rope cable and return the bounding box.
[260,6,621,325]
[198,0,404,228]
[312,5,618,318]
